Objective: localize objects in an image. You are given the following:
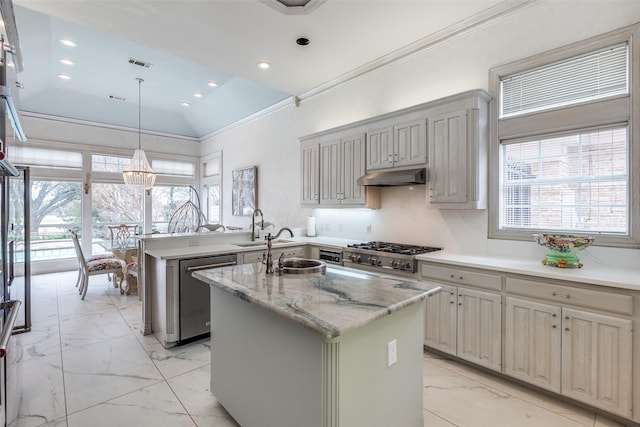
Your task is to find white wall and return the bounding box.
[201,1,640,269]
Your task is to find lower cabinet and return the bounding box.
[504,296,633,418]
[424,283,501,372]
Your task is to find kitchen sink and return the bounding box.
[280,258,326,275]
[233,239,295,248]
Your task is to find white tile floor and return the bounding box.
[8,271,632,427]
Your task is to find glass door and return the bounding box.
[8,166,30,333]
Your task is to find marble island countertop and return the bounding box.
[193,263,439,340]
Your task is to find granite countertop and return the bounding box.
[193,264,439,340]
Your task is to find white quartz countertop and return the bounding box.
[193,264,439,340]
[416,250,640,291]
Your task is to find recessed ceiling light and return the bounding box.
[60,59,74,66]
[58,74,71,80]
[296,37,310,46]
[208,81,218,87]
[181,102,190,107]
[60,39,76,47]
[257,61,271,70]
[193,93,203,98]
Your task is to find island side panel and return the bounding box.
[210,285,324,427]
[336,300,424,427]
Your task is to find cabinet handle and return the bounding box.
[552,314,556,317]
[458,303,462,306]
[388,154,393,161]
[565,327,570,331]
[450,301,454,304]
[565,316,569,320]
[552,325,557,328]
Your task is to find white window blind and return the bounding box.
[152,159,195,177]
[500,126,628,234]
[500,44,628,118]
[11,146,83,169]
[203,157,220,177]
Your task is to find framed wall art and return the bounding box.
[232,166,257,216]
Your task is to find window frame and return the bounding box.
[489,24,640,248]
[201,151,222,225]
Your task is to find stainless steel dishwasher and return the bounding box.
[179,254,236,344]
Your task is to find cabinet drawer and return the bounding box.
[506,278,632,316]
[420,263,502,291]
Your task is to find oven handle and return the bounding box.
[186,261,236,272]
[0,300,22,358]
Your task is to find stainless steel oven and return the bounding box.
[318,248,342,265]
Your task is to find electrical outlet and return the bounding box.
[366,224,372,233]
[387,339,397,367]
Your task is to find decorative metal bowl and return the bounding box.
[533,234,595,268]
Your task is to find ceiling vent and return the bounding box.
[128,58,153,68]
[260,0,326,15]
[109,95,127,102]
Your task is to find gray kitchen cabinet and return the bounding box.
[505,297,562,393]
[506,277,633,418]
[421,263,502,372]
[427,91,491,209]
[320,133,368,206]
[301,131,379,208]
[301,141,320,206]
[365,126,393,170]
[365,119,426,171]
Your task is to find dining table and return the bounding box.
[97,239,139,295]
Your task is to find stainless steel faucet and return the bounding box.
[264,227,294,274]
[251,208,264,241]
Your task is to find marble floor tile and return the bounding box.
[143,337,211,380]
[8,317,60,364]
[12,353,66,427]
[58,306,131,350]
[62,335,164,414]
[67,381,196,427]
[11,272,635,427]
[167,365,235,420]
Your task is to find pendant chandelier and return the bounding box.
[123,77,156,191]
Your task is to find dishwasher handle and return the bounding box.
[0,300,22,357]
[186,261,236,272]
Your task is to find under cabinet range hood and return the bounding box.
[357,168,426,187]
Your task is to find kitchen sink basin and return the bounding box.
[234,239,295,248]
[280,258,326,275]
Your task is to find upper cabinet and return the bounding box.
[427,91,491,209]
[300,89,490,210]
[300,141,320,206]
[301,131,380,208]
[366,119,427,171]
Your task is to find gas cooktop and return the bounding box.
[343,241,442,274]
[346,241,442,255]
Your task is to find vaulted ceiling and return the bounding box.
[12,0,512,138]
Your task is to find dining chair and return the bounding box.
[108,224,139,249]
[69,230,125,299]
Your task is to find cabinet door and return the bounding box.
[505,297,561,392]
[366,127,393,170]
[424,284,457,355]
[341,134,366,205]
[240,250,266,264]
[457,287,501,371]
[319,139,342,205]
[428,110,468,204]
[394,119,427,168]
[301,142,319,206]
[561,308,632,417]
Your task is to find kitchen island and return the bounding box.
[193,263,440,427]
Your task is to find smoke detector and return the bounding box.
[260,0,326,15]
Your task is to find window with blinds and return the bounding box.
[500,44,628,118]
[500,127,629,234]
[12,146,83,169]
